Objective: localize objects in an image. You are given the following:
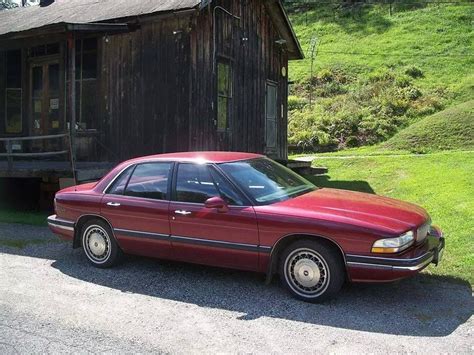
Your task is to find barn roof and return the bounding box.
[0,0,200,37]
[0,0,303,59]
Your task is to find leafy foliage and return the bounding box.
[288,66,445,150]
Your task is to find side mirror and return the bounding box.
[205,196,229,213]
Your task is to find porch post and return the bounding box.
[67,33,77,181]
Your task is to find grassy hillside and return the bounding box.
[382,100,474,152]
[286,3,474,150]
[298,150,474,285]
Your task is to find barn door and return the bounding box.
[265,81,278,154]
[30,60,61,151]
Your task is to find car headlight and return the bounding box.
[371,231,414,253]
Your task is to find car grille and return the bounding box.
[416,220,431,244]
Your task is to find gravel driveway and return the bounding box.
[0,223,472,354]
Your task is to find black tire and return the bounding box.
[278,239,345,302]
[81,219,123,268]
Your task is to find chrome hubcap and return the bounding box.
[284,248,330,297]
[88,232,107,256]
[294,258,321,288]
[83,225,111,263]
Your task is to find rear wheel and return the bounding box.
[279,239,345,302]
[81,219,122,268]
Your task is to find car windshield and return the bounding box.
[219,158,317,205]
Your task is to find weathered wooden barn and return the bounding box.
[0,0,303,190]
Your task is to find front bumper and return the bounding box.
[346,226,445,282]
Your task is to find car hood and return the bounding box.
[270,188,429,235]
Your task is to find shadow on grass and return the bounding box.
[0,242,472,337]
[304,174,376,194]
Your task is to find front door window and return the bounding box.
[175,163,221,203]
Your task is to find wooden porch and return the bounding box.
[0,160,113,181]
[0,133,115,182]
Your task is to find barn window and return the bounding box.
[217,60,232,132]
[66,38,98,130]
[265,81,278,149]
[5,50,22,134]
[30,43,60,57]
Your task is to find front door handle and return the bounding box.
[174,210,192,216]
[107,202,121,207]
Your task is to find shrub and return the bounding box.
[288,95,307,111]
[367,68,395,83]
[318,68,334,83]
[395,75,412,88]
[404,65,424,79]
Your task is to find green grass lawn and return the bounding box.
[297,150,474,285]
[0,239,52,249]
[0,209,48,226]
[382,100,474,153]
[289,4,474,102]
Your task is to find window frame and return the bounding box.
[170,162,250,207]
[3,49,23,135]
[265,80,279,150]
[216,58,233,133]
[65,37,98,129]
[5,88,22,134]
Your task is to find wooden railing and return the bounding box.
[0,134,70,170]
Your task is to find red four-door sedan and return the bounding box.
[48,152,445,302]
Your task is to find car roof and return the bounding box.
[126,151,264,164]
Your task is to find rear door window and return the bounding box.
[107,166,134,195]
[123,163,172,200]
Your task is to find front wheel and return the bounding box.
[279,239,345,302]
[81,219,123,268]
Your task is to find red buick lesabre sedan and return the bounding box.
[48,152,445,302]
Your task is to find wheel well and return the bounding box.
[265,234,347,284]
[73,215,112,249]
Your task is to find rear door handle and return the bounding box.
[107,202,121,207]
[174,210,192,216]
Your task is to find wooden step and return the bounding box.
[286,159,312,169]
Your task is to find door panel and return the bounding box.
[100,162,174,259]
[101,195,172,259]
[169,163,260,271]
[169,202,259,270]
